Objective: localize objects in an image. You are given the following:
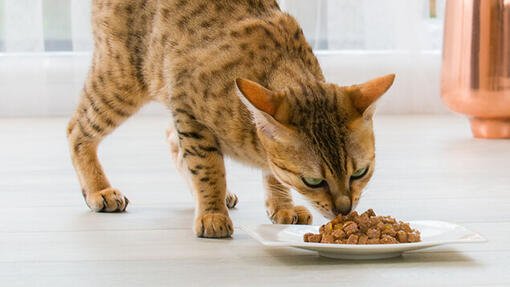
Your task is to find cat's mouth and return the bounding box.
[312,201,339,220]
[320,209,337,220]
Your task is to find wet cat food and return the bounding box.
[303,209,421,244]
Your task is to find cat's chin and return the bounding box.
[321,211,337,220]
[350,201,359,212]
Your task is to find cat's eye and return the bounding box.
[302,177,325,188]
[351,167,369,180]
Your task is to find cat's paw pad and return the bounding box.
[270,205,313,225]
[226,192,239,209]
[194,213,233,238]
[85,188,129,212]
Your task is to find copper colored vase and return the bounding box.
[441,0,510,138]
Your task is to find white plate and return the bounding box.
[241,221,487,260]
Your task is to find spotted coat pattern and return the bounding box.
[67,0,385,238]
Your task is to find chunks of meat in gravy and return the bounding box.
[303,209,421,244]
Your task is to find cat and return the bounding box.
[67,0,395,238]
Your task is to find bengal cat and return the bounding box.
[67,0,395,238]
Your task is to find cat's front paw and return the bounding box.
[194,213,233,238]
[84,188,129,212]
[269,206,313,225]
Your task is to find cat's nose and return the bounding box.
[334,195,352,215]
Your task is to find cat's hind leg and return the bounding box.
[225,192,239,209]
[166,124,238,209]
[67,64,146,212]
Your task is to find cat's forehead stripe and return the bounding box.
[289,81,347,177]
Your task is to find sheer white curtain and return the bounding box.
[280,0,445,51]
[70,0,93,52]
[1,0,444,53]
[0,0,447,116]
[3,0,44,52]
[0,0,92,52]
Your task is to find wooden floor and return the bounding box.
[1,115,509,286]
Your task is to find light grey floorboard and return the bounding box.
[1,115,509,286]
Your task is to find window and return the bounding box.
[0,0,444,53]
[0,0,447,116]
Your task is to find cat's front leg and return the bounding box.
[171,111,233,238]
[263,172,313,225]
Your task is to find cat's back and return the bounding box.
[155,0,283,43]
[158,0,309,76]
[91,0,156,38]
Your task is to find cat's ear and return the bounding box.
[348,74,395,119]
[235,78,293,139]
[235,78,285,117]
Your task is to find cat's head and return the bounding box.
[235,74,394,219]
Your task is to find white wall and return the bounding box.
[0,51,446,117]
[318,51,447,114]
[0,52,168,117]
